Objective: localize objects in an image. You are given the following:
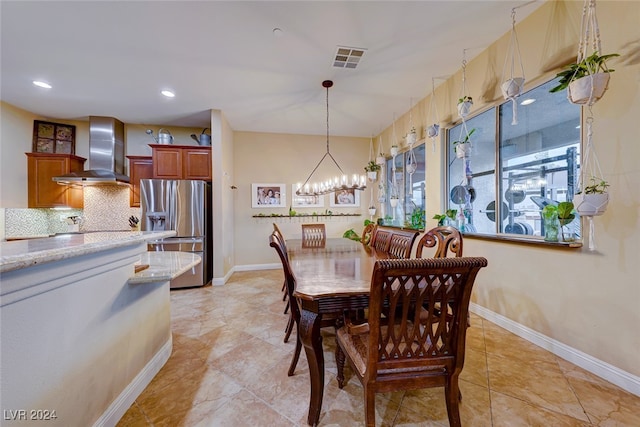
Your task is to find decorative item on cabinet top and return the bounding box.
[33,120,76,154]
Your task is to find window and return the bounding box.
[383,143,426,229]
[446,79,581,240]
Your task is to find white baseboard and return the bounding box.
[234,263,281,272]
[93,337,173,427]
[469,302,640,397]
[211,264,280,286]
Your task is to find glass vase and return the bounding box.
[543,213,559,242]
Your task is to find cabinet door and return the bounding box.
[27,153,86,208]
[127,156,153,207]
[152,146,183,179]
[183,148,212,180]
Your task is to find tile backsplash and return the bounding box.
[3,186,141,240]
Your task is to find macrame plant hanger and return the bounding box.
[406,99,418,202]
[578,115,607,250]
[569,0,610,106]
[457,50,474,231]
[376,135,386,211]
[573,0,610,251]
[368,136,376,217]
[426,77,441,152]
[501,4,528,125]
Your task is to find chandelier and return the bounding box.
[295,80,366,196]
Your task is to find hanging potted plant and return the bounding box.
[405,126,417,146]
[573,176,609,217]
[453,128,475,159]
[457,96,473,118]
[390,144,399,157]
[368,205,377,216]
[364,160,381,181]
[426,124,439,138]
[549,51,619,105]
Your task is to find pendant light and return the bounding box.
[296,80,366,196]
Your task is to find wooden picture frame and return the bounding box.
[32,120,76,154]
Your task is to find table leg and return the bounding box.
[299,307,323,426]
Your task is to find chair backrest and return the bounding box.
[273,222,286,247]
[301,223,326,248]
[370,225,419,258]
[416,226,463,258]
[361,223,376,246]
[366,257,487,383]
[269,232,299,321]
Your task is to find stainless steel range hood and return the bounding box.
[53,116,130,185]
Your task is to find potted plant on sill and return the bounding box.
[557,201,576,242]
[364,160,381,182]
[457,95,473,118]
[573,176,609,217]
[453,128,475,159]
[549,51,619,105]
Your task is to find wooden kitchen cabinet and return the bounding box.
[127,155,153,207]
[26,152,86,208]
[150,144,212,180]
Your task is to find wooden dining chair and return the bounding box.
[272,224,295,343]
[269,231,340,376]
[335,257,488,427]
[416,226,463,258]
[301,223,326,248]
[370,226,419,258]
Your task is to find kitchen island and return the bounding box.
[0,231,200,427]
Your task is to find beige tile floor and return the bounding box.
[118,270,640,426]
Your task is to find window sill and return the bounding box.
[462,232,583,248]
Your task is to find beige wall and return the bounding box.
[376,1,640,379]
[233,131,370,266]
[1,0,637,387]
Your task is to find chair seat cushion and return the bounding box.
[338,323,436,377]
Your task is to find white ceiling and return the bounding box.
[1,1,544,138]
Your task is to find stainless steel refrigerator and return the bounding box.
[140,179,212,288]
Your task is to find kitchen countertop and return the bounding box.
[0,231,176,273]
[130,251,201,284]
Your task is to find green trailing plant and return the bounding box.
[458,95,473,104]
[409,206,425,230]
[453,128,475,146]
[343,229,360,242]
[579,176,609,194]
[549,51,620,93]
[433,209,458,226]
[364,160,381,173]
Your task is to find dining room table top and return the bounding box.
[287,237,390,301]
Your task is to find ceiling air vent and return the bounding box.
[333,46,366,69]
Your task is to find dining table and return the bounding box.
[288,237,390,426]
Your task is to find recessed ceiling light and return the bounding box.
[161,90,175,98]
[272,27,284,37]
[33,80,52,89]
[520,98,535,105]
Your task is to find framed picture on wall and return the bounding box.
[329,188,360,207]
[291,184,324,208]
[252,183,287,208]
[32,120,76,154]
